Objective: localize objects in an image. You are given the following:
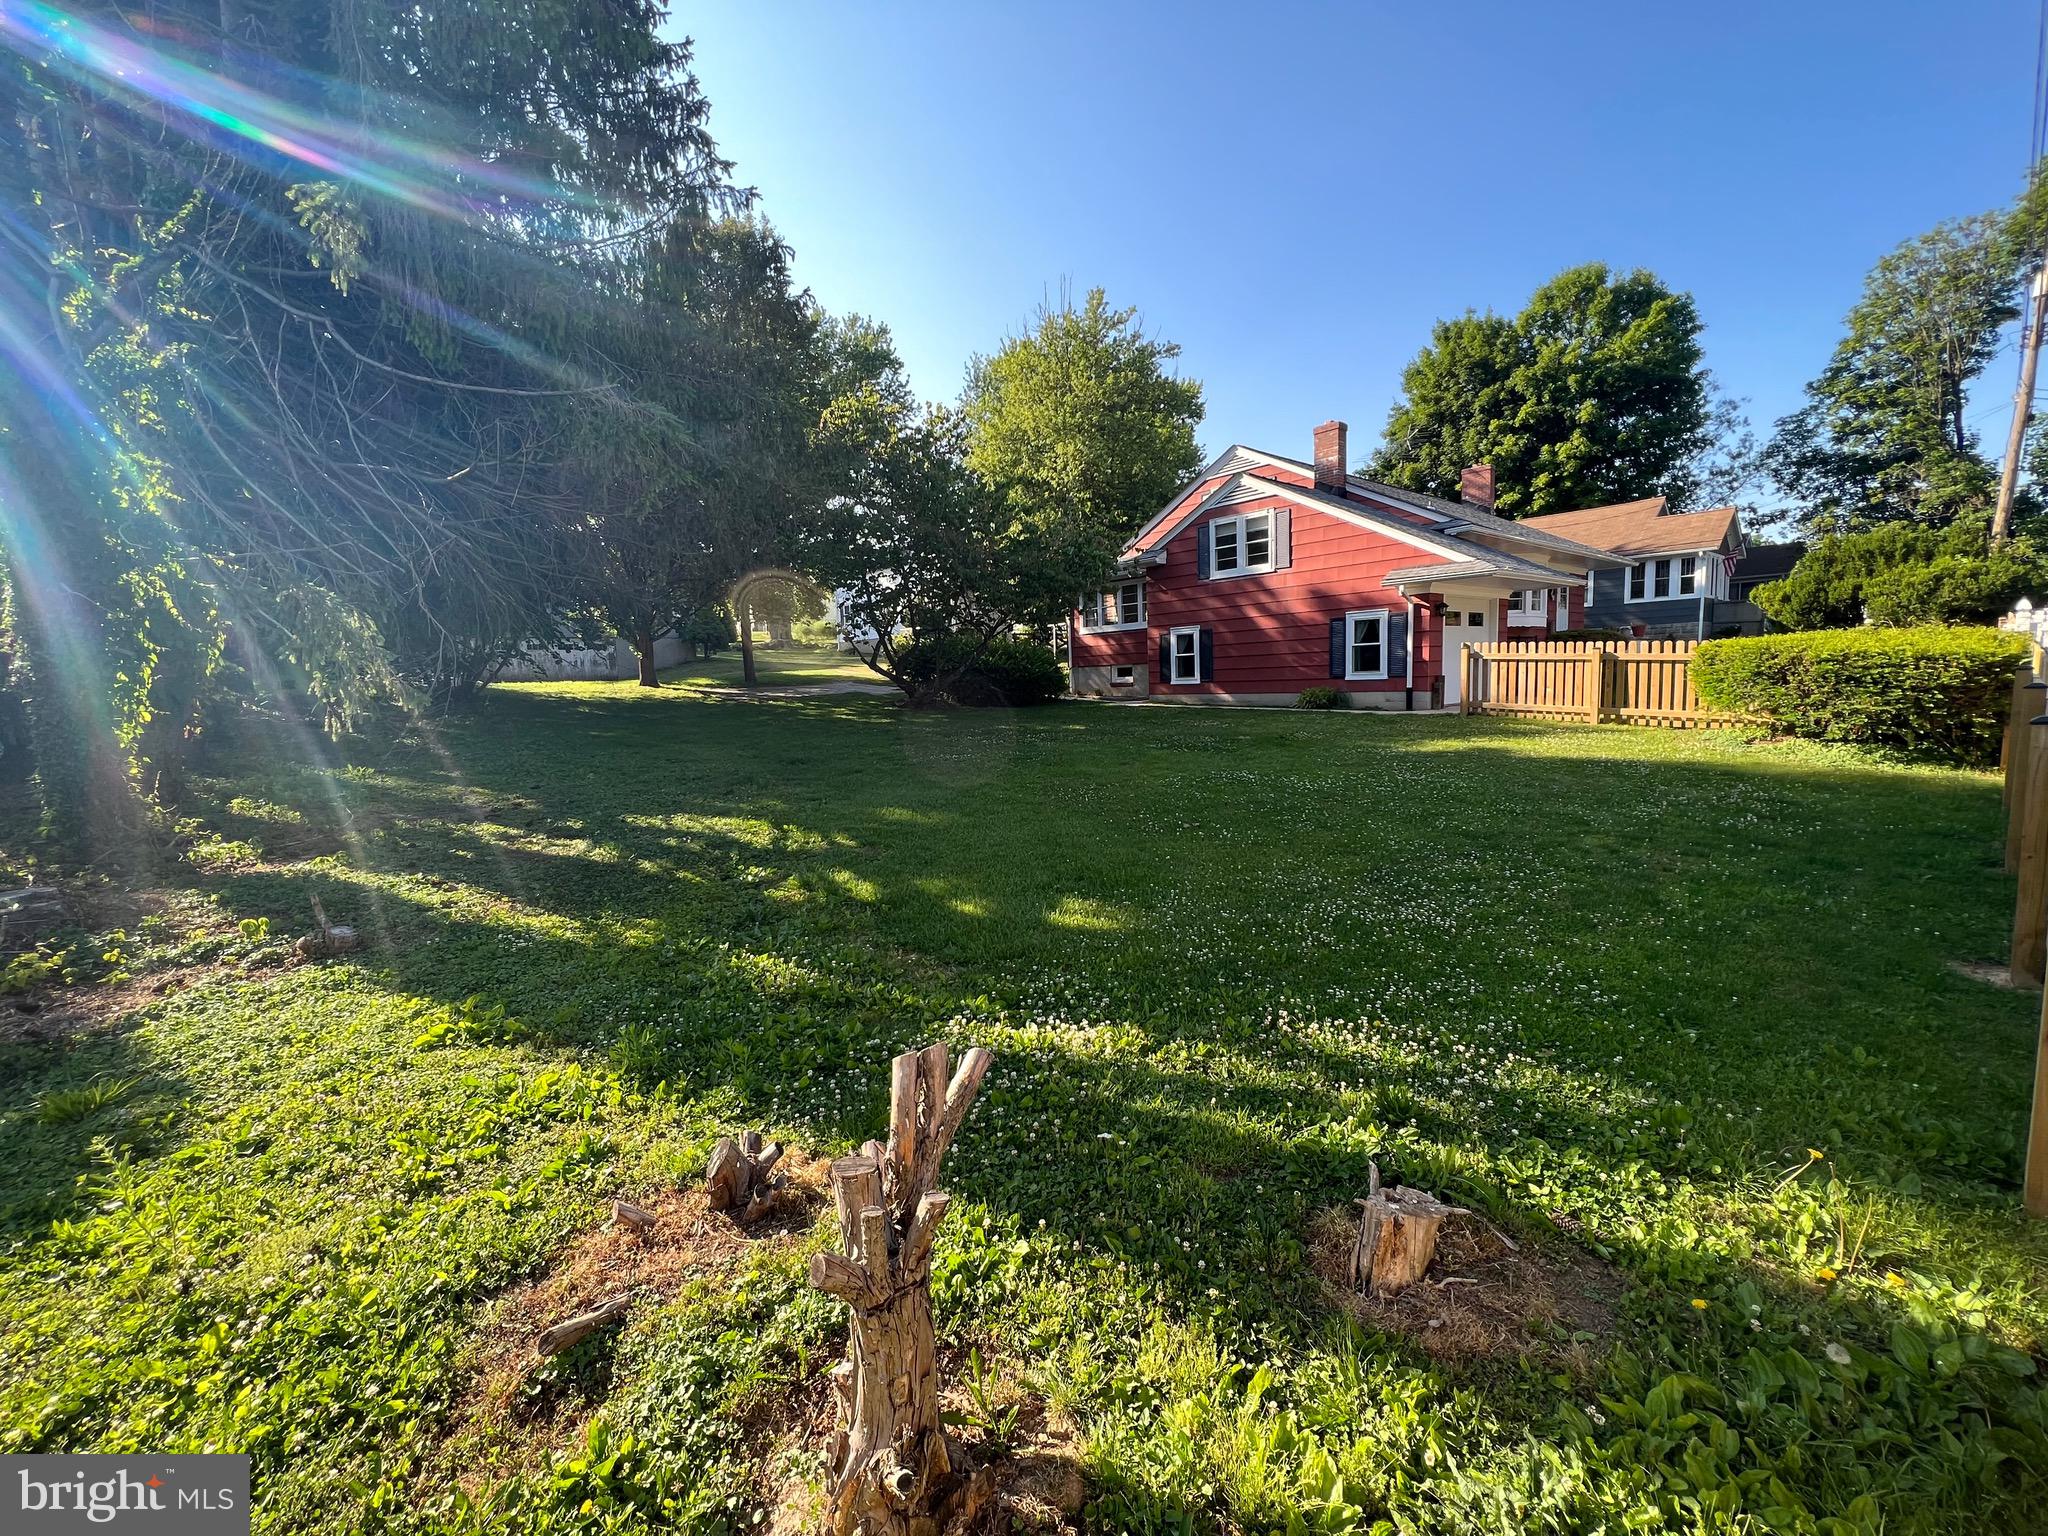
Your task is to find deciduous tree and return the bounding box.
[1762,179,2048,534]
[1368,264,1746,516]
[962,288,1203,588]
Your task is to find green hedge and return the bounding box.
[1691,626,2027,763]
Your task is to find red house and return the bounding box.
[1070,422,1627,708]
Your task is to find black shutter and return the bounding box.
[1159,633,1171,682]
[1196,523,1211,579]
[1199,628,1215,684]
[1387,611,1409,679]
[1329,617,1345,678]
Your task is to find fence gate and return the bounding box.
[1462,640,1739,728]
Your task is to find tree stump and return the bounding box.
[808,1042,995,1536]
[1349,1162,1461,1297]
[294,895,360,959]
[705,1129,785,1222]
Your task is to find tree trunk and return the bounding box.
[810,1043,994,1536]
[633,626,658,687]
[740,597,758,687]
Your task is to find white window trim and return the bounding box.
[1343,608,1390,682]
[1079,579,1147,633]
[1624,555,1710,604]
[1206,510,1276,579]
[1506,588,1550,623]
[1168,625,1201,685]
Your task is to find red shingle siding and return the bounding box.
[1127,493,1435,697]
[1070,622,1152,668]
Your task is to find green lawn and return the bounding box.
[657,644,885,690]
[2,688,2045,1534]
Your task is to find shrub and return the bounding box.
[1691,626,2027,763]
[1753,523,2048,630]
[1554,627,1629,641]
[893,635,1066,706]
[1293,687,1351,710]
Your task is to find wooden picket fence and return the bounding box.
[1462,639,1741,728]
[1992,654,2048,1218]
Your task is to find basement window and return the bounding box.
[1111,666,1135,688]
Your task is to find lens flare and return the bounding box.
[0,0,604,225]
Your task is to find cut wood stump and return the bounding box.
[1349,1162,1463,1297]
[808,1042,994,1536]
[294,894,360,959]
[610,1198,655,1235]
[705,1129,785,1222]
[535,1292,629,1357]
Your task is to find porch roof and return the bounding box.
[1386,552,1571,586]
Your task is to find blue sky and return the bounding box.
[676,1,2044,479]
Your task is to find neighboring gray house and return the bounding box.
[1520,498,1750,638]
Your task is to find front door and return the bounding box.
[1438,600,1496,707]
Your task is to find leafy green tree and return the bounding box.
[1752,522,2046,628]
[1763,178,2048,534]
[678,604,736,659]
[0,0,729,836]
[962,289,1204,588]
[566,214,828,685]
[1369,264,1746,515]
[808,398,1074,705]
[747,578,826,645]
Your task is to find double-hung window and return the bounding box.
[1168,626,1201,684]
[1507,588,1549,621]
[1628,557,1697,602]
[1344,609,1388,681]
[1207,511,1274,576]
[1082,580,1145,631]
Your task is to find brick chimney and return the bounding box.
[1313,421,1348,494]
[1460,463,1495,510]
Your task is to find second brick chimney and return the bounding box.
[1460,463,1496,510]
[1313,421,1348,494]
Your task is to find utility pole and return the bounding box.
[1994,261,2048,547]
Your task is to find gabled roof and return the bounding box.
[1519,498,1742,559]
[1730,541,1805,583]
[1122,445,1623,572]
[1138,471,1514,572]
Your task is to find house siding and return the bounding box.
[1586,564,1747,637]
[1074,490,1446,704]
